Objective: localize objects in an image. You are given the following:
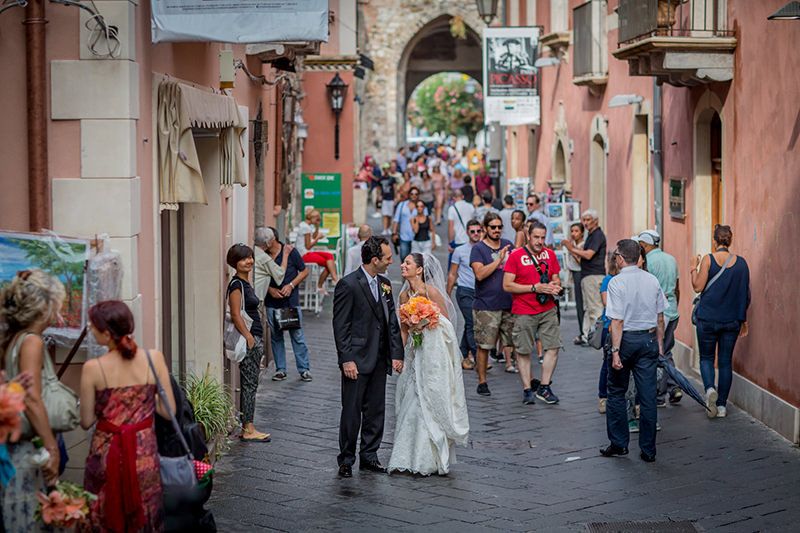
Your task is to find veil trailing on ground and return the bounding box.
[399,253,460,332]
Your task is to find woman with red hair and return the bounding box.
[80,300,175,532]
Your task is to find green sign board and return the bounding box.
[301,173,342,249]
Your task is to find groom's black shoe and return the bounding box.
[359,459,387,473]
[338,464,353,478]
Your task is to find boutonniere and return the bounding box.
[381,283,392,296]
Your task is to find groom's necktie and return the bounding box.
[370,277,379,302]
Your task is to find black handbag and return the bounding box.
[275,307,301,330]
[155,375,209,461]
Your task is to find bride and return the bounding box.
[388,252,470,476]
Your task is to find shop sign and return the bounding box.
[301,173,342,248]
[669,178,686,219]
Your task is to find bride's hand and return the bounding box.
[392,360,404,374]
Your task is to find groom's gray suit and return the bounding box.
[333,266,403,467]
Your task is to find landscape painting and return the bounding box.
[0,231,90,330]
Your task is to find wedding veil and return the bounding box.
[399,253,460,331]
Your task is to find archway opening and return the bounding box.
[397,15,483,146]
[406,72,483,147]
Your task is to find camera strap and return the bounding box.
[523,246,548,278]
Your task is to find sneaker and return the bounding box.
[505,365,518,374]
[598,398,607,414]
[272,371,287,381]
[536,385,559,404]
[523,389,536,405]
[628,420,640,433]
[656,398,667,408]
[656,421,662,431]
[477,383,491,396]
[461,358,475,370]
[490,349,502,362]
[300,371,313,382]
[538,355,544,364]
[530,378,541,391]
[705,388,718,418]
[669,387,683,404]
[716,405,727,418]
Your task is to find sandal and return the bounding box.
[240,431,271,443]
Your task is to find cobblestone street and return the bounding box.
[209,232,800,532]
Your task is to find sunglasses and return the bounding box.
[468,229,483,234]
[526,202,535,206]
[487,224,503,230]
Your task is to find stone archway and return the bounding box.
[358,1,486,160]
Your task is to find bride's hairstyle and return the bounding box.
[409,253,426,282]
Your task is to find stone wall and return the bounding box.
[358,0,486,162]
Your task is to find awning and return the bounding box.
[157,81,247,209]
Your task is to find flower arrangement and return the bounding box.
[398,296,441,347]
[36,481,96,528]
[0,381,26,444]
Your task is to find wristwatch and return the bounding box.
[610,347,620,354]
[530,284,537,293]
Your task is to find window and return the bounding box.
[573,0,608,85]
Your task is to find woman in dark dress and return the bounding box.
[226,244,271,442]
[410,200,436,255]
[690,225,750,419]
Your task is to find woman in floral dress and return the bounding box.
[80,301,175,532]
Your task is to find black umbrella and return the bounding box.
[659,357,711,412]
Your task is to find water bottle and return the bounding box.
[30,437,50,467]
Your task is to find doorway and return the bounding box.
[693,104,723,256]
[710,114,722,228]
[590,134,607,225]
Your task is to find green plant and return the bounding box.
[185,368,237,459]
[407,72,484,144]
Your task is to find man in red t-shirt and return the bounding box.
[503,221,563,405]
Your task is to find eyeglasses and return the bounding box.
[468,229,483,234]
[487,224,503,230]
[526,202,535,206]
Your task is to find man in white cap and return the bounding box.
[636,229,682,406]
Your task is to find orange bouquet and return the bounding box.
[0,381,26,444]
[36,481,96,529]
[398,296,441,347]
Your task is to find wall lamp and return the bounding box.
[608,94,643,108]
[534,57,561,68]
[768,1,800,19]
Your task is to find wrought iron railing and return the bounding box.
[617,0,734,46]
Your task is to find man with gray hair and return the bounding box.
[253,226,292,300]
[345,224,373,275]
[564,209,607,344]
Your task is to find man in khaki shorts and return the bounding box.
[470,212,515,396]
[503,221,563,405]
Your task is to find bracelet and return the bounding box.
[289,282,295,289]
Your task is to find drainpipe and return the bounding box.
[24,0,50,231]
[653,79,663,237]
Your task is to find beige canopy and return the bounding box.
[157,81,247,209]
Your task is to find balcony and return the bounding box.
[614,0,737,86]
[573,0,608,89]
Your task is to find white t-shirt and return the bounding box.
[295,222,314,255]
[448,200,476,245]
[345,241,365,275]
[499,208,516,243]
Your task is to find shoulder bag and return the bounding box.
[223,279,253,363]
[145,351,214,532]
[691,253,734,325]
[8,333,80,438]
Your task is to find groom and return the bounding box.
[333,236,404,478]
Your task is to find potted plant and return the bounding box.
[657,0,684,32]
[185,366,237,461]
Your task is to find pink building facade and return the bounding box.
[0,1,358,389]
[503,0,800,442]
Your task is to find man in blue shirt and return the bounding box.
[637,229,682,406]
[447,219,483,370]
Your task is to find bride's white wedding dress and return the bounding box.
[388,314,470,476]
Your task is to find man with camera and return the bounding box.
[503,221,563,405]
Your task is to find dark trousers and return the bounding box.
[239,337,263,425]
[456,286,477,358]
[572,269,584,336]
[697,319,741,406]
[338,362,387,466]
[657,317,679,400]
[606,330,659,456]
[598,328,609,398]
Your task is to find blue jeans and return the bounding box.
[266,307,310,374]
[697,319,741,406]
[606,330,659,457]
[455,286,477,358]
[399,240,412,261]
[598,328,609,398]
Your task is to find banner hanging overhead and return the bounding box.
[482,26,541,126]
[151,0,329,44]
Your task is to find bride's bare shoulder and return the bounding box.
[425,284,443,299]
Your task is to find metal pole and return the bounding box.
[334,114,340,160]
[24,0,50,231]
[653,78,663,237]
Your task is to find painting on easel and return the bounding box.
[0,231,90,331]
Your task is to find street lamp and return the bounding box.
[475,0,499,25]
[534,57,561,68]
[326,72,348,160]
[768,1,800,20]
